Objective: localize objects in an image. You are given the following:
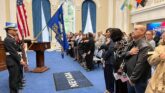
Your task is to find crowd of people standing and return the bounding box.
[66,24,165,93]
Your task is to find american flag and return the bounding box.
[17,0,30,39]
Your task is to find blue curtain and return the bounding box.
[89,1,96,33]
[32,0,42,42]
[32,0,51,42]
[42,0,51,41]
[42,0,51,24]
[82,0,96,33]
[82,1,88,33]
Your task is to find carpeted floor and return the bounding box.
[0,51,105,93]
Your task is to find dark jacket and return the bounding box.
[88,37,95,54]
[78,40,87,54]
[153,35,160,46]
[4,35,21,66]
[84,37,95,54]
[102,39,115,65]
[125,38,152,83]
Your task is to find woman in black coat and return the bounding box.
[102,28,127,93]
[113,32,128,93]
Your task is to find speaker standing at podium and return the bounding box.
[4,22,26,93]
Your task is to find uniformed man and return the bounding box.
[4,22,26,93]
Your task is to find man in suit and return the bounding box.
[4,22,26,93]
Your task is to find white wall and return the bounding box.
[131,3,165,23]
[0,0,17,40]
[0,0,7,40]
[108,0,115,27]
[9,0,16,23]
[108,0,132,34]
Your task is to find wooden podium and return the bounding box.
[26,41,50,73]
[0,41,7,71]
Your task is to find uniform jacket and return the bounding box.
[4,35,21,66]
[145,40,165,93]
[125,38,152,83]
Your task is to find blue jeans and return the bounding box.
[104,64,114,93]
[127,82,135,93]
[127,80,147,93]
[134,81,147,93]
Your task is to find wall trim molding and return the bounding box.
[131,2,165,15]
[131,2,165,23]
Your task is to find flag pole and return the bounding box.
[28,25,48,50]
[28,4,61,50]
[21,29,29,72]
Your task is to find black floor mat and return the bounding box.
[53,71,93,91]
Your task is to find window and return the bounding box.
[59,0,76,33]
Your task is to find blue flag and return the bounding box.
[47,5,69,51]
[120,0,129,11]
